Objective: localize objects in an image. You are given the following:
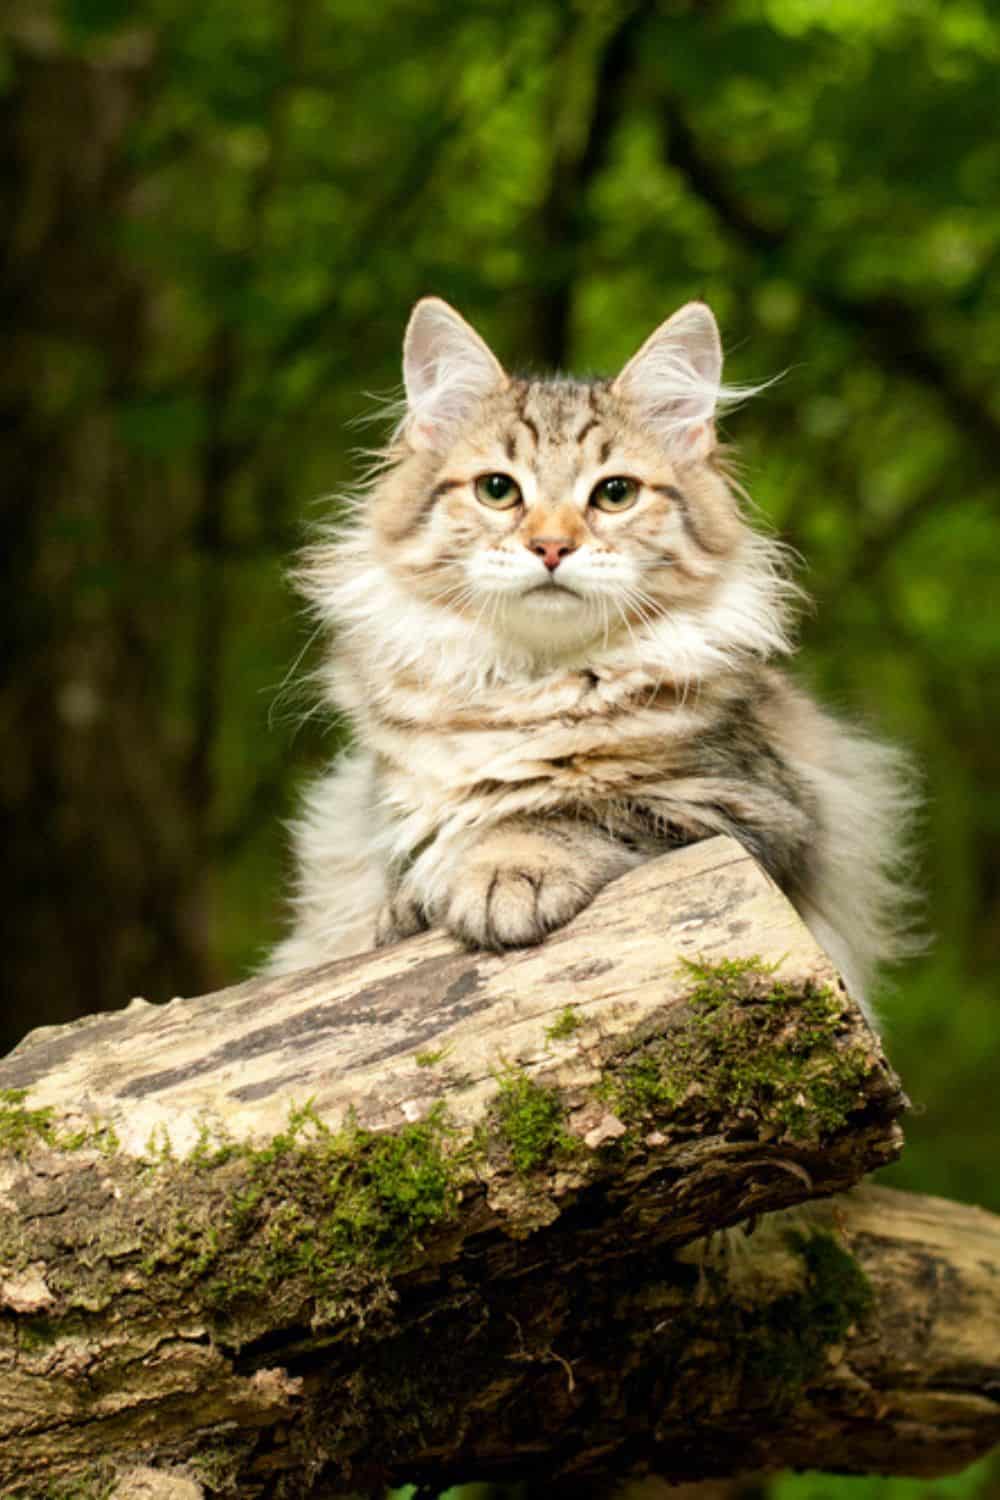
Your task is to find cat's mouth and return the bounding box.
[522,580,581,600]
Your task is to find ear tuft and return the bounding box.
[402,297,507,451]
[613,301,726,459]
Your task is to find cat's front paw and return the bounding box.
[443,860,595,951]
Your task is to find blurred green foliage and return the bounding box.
[2,0,998,1492]
[774,1463,1000,1500]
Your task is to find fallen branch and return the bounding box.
[1,838,988,1497]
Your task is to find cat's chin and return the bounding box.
[489,585,612,656]
[519,583,582,607]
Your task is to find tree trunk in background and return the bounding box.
[0,11,220,1050]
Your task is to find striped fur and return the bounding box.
[266,300,919,1021]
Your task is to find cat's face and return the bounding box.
[370,299,749,657]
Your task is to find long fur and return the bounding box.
[266,301,920,1024]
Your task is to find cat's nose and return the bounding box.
[529,537,577,572]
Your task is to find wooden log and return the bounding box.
[0,837,900,1160]
[379,1184,1000,1492]
[0,837,934,1494]
[2,1181,998,1496]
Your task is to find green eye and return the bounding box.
[590,476,640,513]
[474,473,522,509]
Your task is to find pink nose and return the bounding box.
[530,537,577,572]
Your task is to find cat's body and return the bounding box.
[267,299,916,1019]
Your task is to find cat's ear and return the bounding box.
[402,297,508,451]
[612,301,723,459]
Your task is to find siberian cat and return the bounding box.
[266,297,916,1018]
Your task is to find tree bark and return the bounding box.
[1,839,995,1496]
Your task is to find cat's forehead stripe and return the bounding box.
[574,383,601,444]
[510,378,624,460]
[514,386,540,450]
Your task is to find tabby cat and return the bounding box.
[266,297,916,1019]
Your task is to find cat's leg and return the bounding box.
[385,817,644,952]
[263,752,387,974]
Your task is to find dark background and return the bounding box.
[2,2,998,1495]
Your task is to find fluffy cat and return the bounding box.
[266,297,917,1019]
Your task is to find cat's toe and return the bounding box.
[445,864,590,950]
[374,892,428,947]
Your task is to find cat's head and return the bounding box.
[310,298,792,680]
[359,298,771,662]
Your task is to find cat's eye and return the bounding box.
[590,476,640,513]
[474,473,522,509]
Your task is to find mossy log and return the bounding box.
[0,837,995,1495]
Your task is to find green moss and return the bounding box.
[188,1119,239,1170]
[652,1227,873,1408]
[682,954,780,1009]
[492,1069,576,1175]
[142,1122,176,1165]
[415,1046,449,1067]
[0,1089,56,1156]
[17,1314,62,1351]
[61,1123,120,1155]
[0,961,877,1343]
[12,1469,115,1500]
[789,1228,872,1340]
[604,1052,682,1115]
[545,1005,582,1041]
[138,1100,468,1316]
[600,955,871,1141]
[0,1036,642,1312]
[188,1439,252,1492]
[309,1104,459,1259]
[742,1229,873,1391]
[0,1090,119,1159]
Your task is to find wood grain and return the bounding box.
[1,836,875,1152]
[0,836,965,1496]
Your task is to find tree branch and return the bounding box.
[0,837,951,1495]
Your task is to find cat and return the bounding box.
[265,296,918,1020]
